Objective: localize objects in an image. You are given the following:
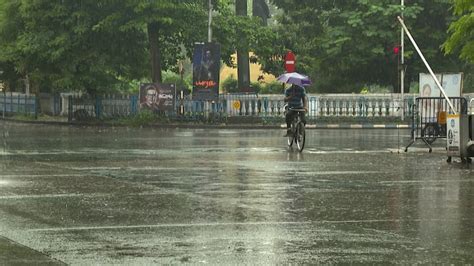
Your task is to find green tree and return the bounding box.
[0,0,276,94]
[443,0,474,63]
[0,1,149,94]
[263,0,470,93]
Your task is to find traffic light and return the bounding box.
[393,46,400,55]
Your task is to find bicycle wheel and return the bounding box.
[287,131,294,147]
[421,123,438,145]
[296,122,305,152]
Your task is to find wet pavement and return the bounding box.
[0,121,473,264]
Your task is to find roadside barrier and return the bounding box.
[405,97,468,152]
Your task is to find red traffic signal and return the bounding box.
[393,46,400,55]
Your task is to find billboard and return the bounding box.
[419,73,463,98]
[139,83,176,112]
[419,73,463,123]
[192,42,220,101]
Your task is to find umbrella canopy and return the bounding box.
[276,72,312,87]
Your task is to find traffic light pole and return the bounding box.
[400,0,405,121]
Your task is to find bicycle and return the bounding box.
[286,108,306,152]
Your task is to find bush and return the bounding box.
[260,81,284,94]
[119,109,158,127]
[162,71,191,91]
[251,82,263,93]
[222,75,238,93]
[359,84,392,94]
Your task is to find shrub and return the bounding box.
[251,82,263,93]
[162,71,191,91]
[120,109,158,127]
[222,75,238,93]
[359,84,392,94]
[261,81,284,94]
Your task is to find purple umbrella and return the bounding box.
[277,72,312,87]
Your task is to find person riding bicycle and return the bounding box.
[284,83,308,137]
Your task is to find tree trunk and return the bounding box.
[147,22,162,83]
[236,0,250,91]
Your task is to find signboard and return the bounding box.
[284,51,295,73]
[140,83,176,112]
[419,73,463,98]
[419,73,463,123]
[192,42,220,101]
[232,100,241,110]
[447,114,461,157]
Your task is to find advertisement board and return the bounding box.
[419,73,463,123]
[447,114,461,157]
[419,73,463,98]
[140,83,176,112]
[192,42,220,101]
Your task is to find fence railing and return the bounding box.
[63,93,415,122]
[67,94,138,121]
[0,92,37,118]
[2,92,473,123]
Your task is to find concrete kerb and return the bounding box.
[1,117,411,130]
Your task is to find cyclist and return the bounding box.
[284,83,308,137]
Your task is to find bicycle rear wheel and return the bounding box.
[296,122,305,152]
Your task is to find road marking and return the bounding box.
[0,174,84,178]
[29,222,313,232]
[27,218,465,232]
[0,193,84,200]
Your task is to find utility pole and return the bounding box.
[400,0,405,120]
[208,0,212,42]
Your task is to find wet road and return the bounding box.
[1,122,473,264]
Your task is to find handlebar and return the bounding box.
[288,108,306,112]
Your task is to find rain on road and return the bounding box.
[1,122,473,264]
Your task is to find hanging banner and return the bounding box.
[192,42,220,101]
[140,83,176,112]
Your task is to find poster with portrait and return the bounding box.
[419,73,463,98]
[140,83,176,112]
[192,42,220,101]
[440,73,463,97]
[419,73,463,123]
[419,73,442,98]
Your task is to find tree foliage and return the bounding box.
[1,0,470,94]
[0,1,150,93]
[443,0,474,63]
[264,0,471,93]
[0,0,274,94]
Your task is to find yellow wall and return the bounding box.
[219,53,276,90]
